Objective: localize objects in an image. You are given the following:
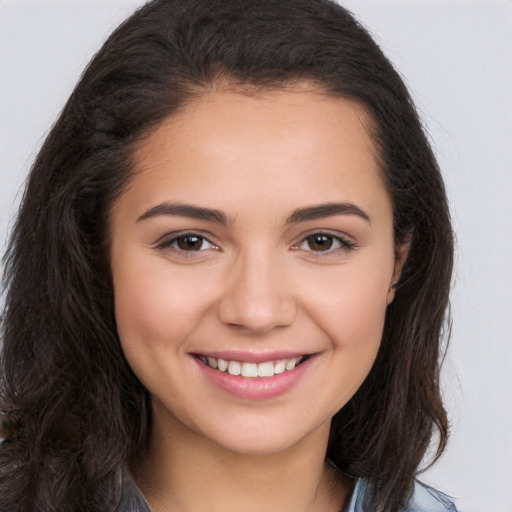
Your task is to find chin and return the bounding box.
[214,433,308,457]
[194,414,331,458]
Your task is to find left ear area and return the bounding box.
[386,238,411,304]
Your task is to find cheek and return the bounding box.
[303,268,390,412]
[112,262,210,356]
[303,260,391,350]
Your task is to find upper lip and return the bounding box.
[191,350,316,363]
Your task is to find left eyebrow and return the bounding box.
[286,202,371,224]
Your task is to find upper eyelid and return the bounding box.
[291,233,358,257]
[153,229,217,247]
[293,228,356,245]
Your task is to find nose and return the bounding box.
[218,252,297,333]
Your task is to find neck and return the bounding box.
[133,405,351,512]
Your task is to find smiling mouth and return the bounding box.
[195,355,310,378]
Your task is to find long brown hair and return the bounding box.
[0,1,453,510]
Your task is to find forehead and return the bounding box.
[134,85,378,164]
[121,87,388,222]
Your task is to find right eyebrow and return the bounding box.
[136,202,233,225]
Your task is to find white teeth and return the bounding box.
[285,358,298,371]
[201,355,306,378]
[241,362,258,377]
[274,360,286,374]
[257,361,274,377]
[228,360,241,376]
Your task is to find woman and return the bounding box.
[0,0,455,511]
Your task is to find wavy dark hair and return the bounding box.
[0,1,453,510]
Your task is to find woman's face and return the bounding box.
[110,87,404,455]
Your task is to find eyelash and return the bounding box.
[293,232,356,255]
[155,231,356,258]
[155,231,218,255]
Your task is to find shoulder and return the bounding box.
[347,479,458,512]
[114,473,151,512]
[406,480,458,512]
[118,474,458,512]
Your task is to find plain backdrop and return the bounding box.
[1,1,511,511]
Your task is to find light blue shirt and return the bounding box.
[118,475,458,511]
[346,479,457,512]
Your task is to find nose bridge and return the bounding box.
[218,247,297,332]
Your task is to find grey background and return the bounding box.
[1,1,511,510]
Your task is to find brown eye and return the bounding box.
[176,235,208,251]
[295,232,356,255]
[306,234,334,252]
[155,232,216,254]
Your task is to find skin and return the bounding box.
[110,85,408,512]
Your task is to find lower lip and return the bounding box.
[194,357,315,399]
